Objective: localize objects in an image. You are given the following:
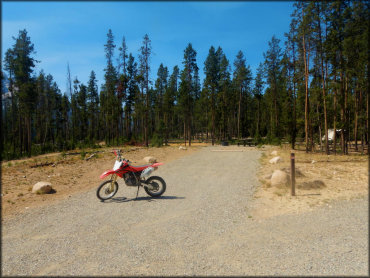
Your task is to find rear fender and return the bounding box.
[100,170,116,179]
[151,162,164,170]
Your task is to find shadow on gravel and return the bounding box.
[104,195,185,203]
[296,193,321,196]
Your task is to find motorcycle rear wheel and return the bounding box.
[97,180,119,201]
[144,176,166,197]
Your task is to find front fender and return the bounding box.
[100,170,116,179]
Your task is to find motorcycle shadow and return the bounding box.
[105,195,185,203]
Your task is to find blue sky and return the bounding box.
[2,1,294,93]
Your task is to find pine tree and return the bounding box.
[3,29,37,156]
[253,63,264,142]
[164,66,179,142]
[154,63,168,142]
[87,70,99,142]
[233,50,252,139]
[104,29,118,145]
[125,53,138,140]
[179,43,198,146]
[263,36,283,140]
[139,34,152,147]
[204,46,219,145]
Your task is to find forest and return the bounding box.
[1,1,369,160]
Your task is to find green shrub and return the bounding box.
[80,150,86,160]
[150,133,163,147]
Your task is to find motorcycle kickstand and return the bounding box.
[135,185,140,199]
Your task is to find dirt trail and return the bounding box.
[1,145,200,219]
[2,146,368,276]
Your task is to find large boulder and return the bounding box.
[143,156,157,164]
[271,170,290,188]
[269,156,282,164]
[271,150,278,156]
[32,181,52,194]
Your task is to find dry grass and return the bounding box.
[251,144,368,219]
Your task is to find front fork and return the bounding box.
[110,174,118,191]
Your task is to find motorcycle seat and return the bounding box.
[130,164,152,171]
[131,164,151,168]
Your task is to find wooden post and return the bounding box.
[291,153,296,196]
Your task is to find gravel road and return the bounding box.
[2,146,368,276]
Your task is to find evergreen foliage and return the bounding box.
[2,1,368,159]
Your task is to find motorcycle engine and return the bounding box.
[123,172,139,186]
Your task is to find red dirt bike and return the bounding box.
[97,149,166,201]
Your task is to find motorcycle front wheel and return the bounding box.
[96,180,119,201]
[144,176,166,197]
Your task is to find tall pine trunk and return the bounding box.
[237,86,241,139]
[333,75,337,155]
[212,90,215,145]
[340,71,345,154]
[354,89,359,151]
[302,33,310,153]
[188,115,192,146]
[183,120,186,146]
[367,86,369,154]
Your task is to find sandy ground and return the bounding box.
[1,144,203,220]
[2,146,367,276]
[2,143,367,221]
[251,145,368,218]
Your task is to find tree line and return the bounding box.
[1,0,368,160]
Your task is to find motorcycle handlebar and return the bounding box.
[112,149,123,159]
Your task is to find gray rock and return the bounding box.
[271,170,290,187]
[271,150,278,156]
[32,181,52,194]
[143,156,157,164]
[269,156,282,164]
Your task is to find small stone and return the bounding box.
[179,146,187,150]
[271,150,278,156]
[143,156,157,164]
[269,156,282,164]
[311,160,317,164]
[23,176,26,178]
